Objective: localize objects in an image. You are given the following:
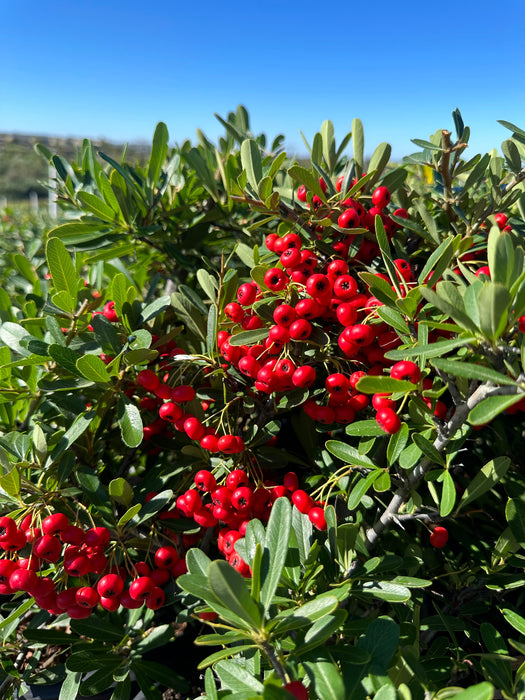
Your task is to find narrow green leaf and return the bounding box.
[46,237,78,301]
[228,328,268,346]
[501,608,525,635]
[47,411,95,466]
[387,423,409,466]
[77,191,117,221]
[477,282,511,341]
[385,335,477,361]
[207,560,262,630]
[440,470,456,517]
[458,456,510,509]
[288,165,326,201]
[450,682,494,700]
[271,595,339,634]
[213,660,264,693]
[117,395,143,448]
[412,433,444,466]
[59,669,82,698]
[356,376,418,395]
[505,498,525,543]
[352,118,364,173]
[326,440,378,469]
[260,497,292,613]
[304,658,345,700]
[468,393,523,425]
[347,470,383,510]
[147,121,169,186]
[420,285,479,333]
[431,358,517,386]
[241,139,263,190]
[118,503,142,527]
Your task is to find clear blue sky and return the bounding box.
[1,0,524,161]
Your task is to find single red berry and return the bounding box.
[224,302,244,323]
[264,268,288,292]
[308,507,327,531]
[292,365,316,388]
[102,301,118,323]
[0,516,16,542]
[75,586,100,609]
[42,513,69,536]
[273,304,296,327]
[154,545,179,569]
[297,185,307,202]
[338,208,360,229]
[129,576,156,601]
[226,469,249,490]
[231,486,253,513]
[137,369,160,392]
[390,360,421,384]
[284,680,309,700]
[376,408,402,434]
[289,318,312,340]
[85,526,111,547]
[171,385,196,403]
[494,212,508,230]
[372,186,390,209]
[97,573,124,599]
[429,526,449,548]
[194,470,217,492]
[237,282,258,306]
[292,490,314,514]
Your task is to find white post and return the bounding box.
[29,190,39,213]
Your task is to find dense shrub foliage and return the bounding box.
[1,107,525,700]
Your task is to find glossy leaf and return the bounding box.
[46,236,78,301]
[260,497,292,613]
[117,395,143,447]
[468,393,524,425]
[208,559,263,630]
[458,456,510,509]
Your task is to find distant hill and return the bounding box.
[0,133,150,203]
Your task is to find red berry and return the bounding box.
[226,469,249,490]
[42,513,69,536]
[390,360,421,384]
[129,576,156,601]
[237,282,258,306]
[284,681,309,700]
[137,369,160,392]
[289,319,312,340]
[297,185,307,202]
[171,385,196,403]
[0,516,16,542]
[97,574,124,599]
[76,586,100,608]
[375,408,401,434]
[194,470,217,492]
[372,186,390,209]
[292,365,316,388]
[292,490,314,514]
[308,507,327,531]
[102,301,118,323]
[429,526,449,548]
[264,268,288,292]
[154,545,179,569]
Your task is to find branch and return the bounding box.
[345,381,521,577]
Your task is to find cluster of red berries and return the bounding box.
[169,469,326,577]
[0,512,184,618]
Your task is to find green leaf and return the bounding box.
[76,354,112,384]
[48,344,84,377]
[352,118,364,173]
[197,269,218,303]
[46,411,95,466]
[431,358,517,386]
[356,581,411,602]
[260,497,292,613]
[59,671,82,700]
[134,624,174,653]
[204,668,218,700]
[367,142,392,189]
[449,682,494,700]
[77,191,117,221]
[214,660,264,694]
[345,420,387,437]
[228,329,268,346]
[303,657,345,700]
[387,423,409,466]
[117,395,143,448]
[468,393,524,425]
[241,139,263,191]
[288,164,326,201]
[207,560,263,630]
[356,375,418,395]
[46,237,78,301]
[147,121,169,186]
[501,608,525,635]
[139,296,171,324]
[347,470,383,511]
[502,138,522,173]
[109,477,134,506]
[477,282,511,341]
[412,433,444,466]
[356,616,400,675]
[440,470,456,517]
[419,285,479,334]
[505,498,525,543]
[271,595,339,634]
[117,503,142,527]
[70,617,125,642]
[0,467,21,498]
[385,335,476,361]
[458,456,510,509]
[326,440,378,469]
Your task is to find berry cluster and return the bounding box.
[0,512,184,618]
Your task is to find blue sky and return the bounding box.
[1,0,524,160]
